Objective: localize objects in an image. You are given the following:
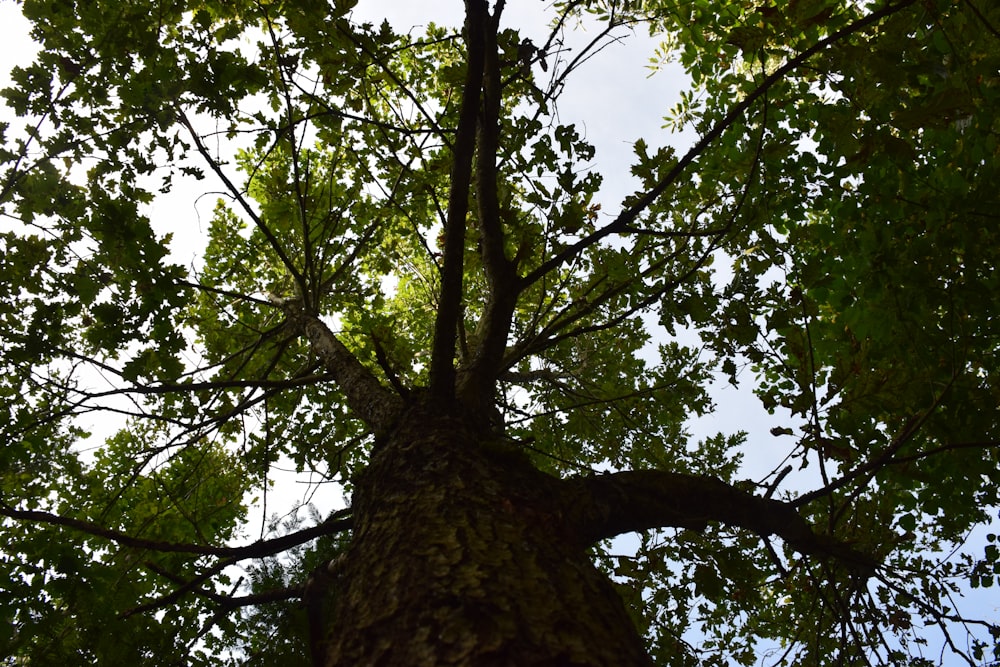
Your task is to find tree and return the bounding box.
[1,0,999,664]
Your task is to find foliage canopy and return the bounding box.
[1,0,999,664]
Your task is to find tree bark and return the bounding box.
[322,406,653,666]
[319,402,874,666]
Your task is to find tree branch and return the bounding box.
[561,470,876,574]
[269,297,404,432]
[0,500,352,559]
[457,3,521,418]
[428,0,489,402]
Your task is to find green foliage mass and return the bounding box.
[1,0,999,664]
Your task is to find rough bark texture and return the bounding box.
[323,405,653,667]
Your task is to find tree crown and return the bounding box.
[2,0,999,664]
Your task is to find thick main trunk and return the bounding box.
[323,408,652,666]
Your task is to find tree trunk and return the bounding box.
[322,405,653,666]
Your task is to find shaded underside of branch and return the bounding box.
[562,469,876,574]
